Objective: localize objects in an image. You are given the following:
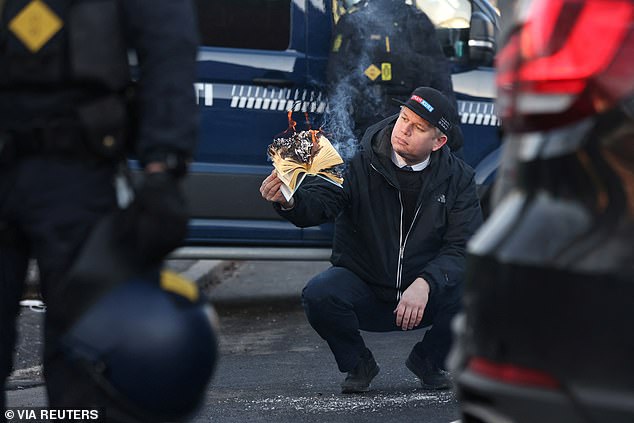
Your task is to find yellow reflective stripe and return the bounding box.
[160,270,199,302]
[385,36,391,53]
[332,34,342,53]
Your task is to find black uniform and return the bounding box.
[326,0,462,152]
[0,0,199,418]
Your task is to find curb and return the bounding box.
[166,259,238,293]
[6,366,44,391]
[211,293,303,315]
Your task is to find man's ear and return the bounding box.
[432,134,448,152]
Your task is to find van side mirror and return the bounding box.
[468,11,496,67]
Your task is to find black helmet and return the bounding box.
[59,215,218,421]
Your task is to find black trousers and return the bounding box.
[301,266,461,373]
[0,157,119,415]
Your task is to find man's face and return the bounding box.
[391,106,447,164]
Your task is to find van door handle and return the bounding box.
[253,78,294,88]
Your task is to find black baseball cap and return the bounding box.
[395,87,455,134]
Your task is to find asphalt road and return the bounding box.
[6,260,461,423]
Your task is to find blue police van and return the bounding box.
[176,0,500,260]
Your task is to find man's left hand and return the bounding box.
[394,277,430,330]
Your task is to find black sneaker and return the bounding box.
[341,350,380,394]
[405,350,451,390]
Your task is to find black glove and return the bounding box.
[116,172,189,265]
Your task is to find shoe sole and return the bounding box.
[340,365,380,394]
[405,357,451,390]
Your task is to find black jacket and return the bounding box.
[277,115,482,303]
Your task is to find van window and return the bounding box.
[195,0,291,50]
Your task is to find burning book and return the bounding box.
[268,129,344,200]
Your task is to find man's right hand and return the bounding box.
[260,169,294,209]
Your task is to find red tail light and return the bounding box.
[497,0,634,132]
[468,357,561,389]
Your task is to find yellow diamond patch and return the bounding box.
[364,64,381,81]
[9,0,63,53]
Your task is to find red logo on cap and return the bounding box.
[411,95,423,103]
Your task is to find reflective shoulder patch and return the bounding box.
[160,270,200,302]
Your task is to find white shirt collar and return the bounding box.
[391,150,430,171]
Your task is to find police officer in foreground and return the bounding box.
[0,0,214,421]
[326,0,463,155]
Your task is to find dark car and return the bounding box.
[174,0,502,260]
[451,0,634,421]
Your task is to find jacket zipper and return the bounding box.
[397,199,423,301]
[396,192,404,301]
[371,150,453,301]
[371,163,424,302]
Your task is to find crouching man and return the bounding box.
[260,87,482,393]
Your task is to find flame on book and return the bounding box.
[268,128,344,200]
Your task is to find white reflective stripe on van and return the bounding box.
[458,100,500,126]
[196,82,497,124]
[228,85,326,113]
[194,83,213,106]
